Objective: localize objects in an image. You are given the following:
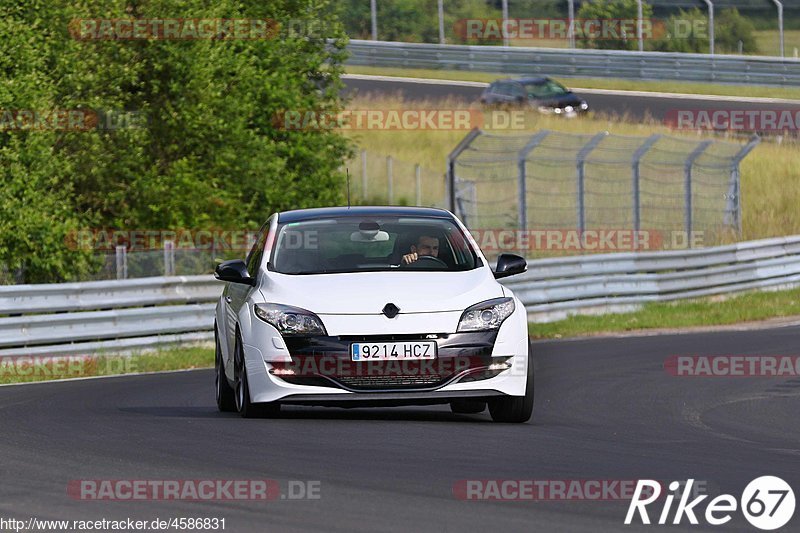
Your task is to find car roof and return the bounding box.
[493,76,552,85]
[276,206,454,223]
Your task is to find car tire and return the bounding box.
[450,399,487,414]
[215,324,236,412]
[234,334,280,419]
[488,342,534,423]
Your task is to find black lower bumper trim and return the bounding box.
[276,389,505,408]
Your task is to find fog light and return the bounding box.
[487,361,512,371]
[269,366,296,376]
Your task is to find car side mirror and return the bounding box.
[215,259,256,286]
[493,253,527,279]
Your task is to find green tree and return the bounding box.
[650,8,710,54]
[576,0,654,51]
[716,8,759,54]
[0,0,351,283]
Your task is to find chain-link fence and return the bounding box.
[447,129,759,254]
[344,150,446,208]
[90,244,220,280]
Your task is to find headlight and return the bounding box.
[254,303,327,336]
[580,101,589,110]
[564,105,574,113]
[457,297,515,332]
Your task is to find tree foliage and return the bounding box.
[0,0,351,283]
[650,7,710,54]
[576,0,653,51]
[717,8,759,54]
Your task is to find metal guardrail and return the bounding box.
[4,235,800,356]
[0,276,220,357]
[346,40,800,87]
[505,235,800,321]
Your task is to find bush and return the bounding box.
[650,8,710,54]
[576,0,654,51]
[716,8,759,54]
[0,0,352,283]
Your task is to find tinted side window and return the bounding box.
[495,82,513,96]
[245,221,271,277]
[510,83,525,98]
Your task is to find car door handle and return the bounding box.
[225,296,232,303]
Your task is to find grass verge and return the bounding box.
[529,287,800,339]
[0,345,213,385]
[345,65,800,101]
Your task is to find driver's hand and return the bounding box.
[402,252,418,264]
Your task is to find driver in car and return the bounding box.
[402,234,440,264]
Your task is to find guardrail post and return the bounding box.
[415,164,422,206]
[386,156,393,204]
[115,245,127,280]
[773,1,785,58]
[684,141,713,247]
[446,128,483,215]
[438,0,445,44]
[501,0,509,47]
[631,135,661,249]
[164,240,175,277]
[517,130,550,231]
[728,135,761,233]
[568,0,576,48]
[361,150,368,200]
[576,132,608,234]
[636,0,644,52]
[370,0,377,41]
[703,0,715,55]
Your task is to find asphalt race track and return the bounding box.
[1,326,799,532]
[343,75,800,123]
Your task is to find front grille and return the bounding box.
[336,374,445,389]
[276,332,501,392]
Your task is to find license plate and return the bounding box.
[350,341,436,361]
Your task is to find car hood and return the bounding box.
[535,93,583,107]
[258,268,503,315]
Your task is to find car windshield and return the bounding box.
[524,79,569,98]
[270,216,479,275]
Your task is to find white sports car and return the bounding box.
[214,206,533,422]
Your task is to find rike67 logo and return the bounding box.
[625,477,795,530]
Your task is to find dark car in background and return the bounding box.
[480,77,589,117]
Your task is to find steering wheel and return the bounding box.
[401,255,448,269]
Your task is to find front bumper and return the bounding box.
[271,332,506,392]
[241,299,530,404]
